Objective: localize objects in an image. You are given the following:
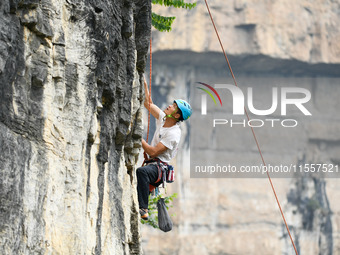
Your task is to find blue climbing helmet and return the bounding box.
[174,99,192,121]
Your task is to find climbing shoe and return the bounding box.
[139,208,149,221]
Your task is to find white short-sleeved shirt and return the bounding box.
[150,111,181,164]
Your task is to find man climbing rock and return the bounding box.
[137,77,192,220]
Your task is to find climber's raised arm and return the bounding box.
[144,76,161,119]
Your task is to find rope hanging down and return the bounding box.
[146,34,152,144]
[203,1,299,254]
[143,34,153,165]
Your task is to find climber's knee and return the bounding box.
[136,166,147,177]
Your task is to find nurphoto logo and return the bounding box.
[196,82,312,128]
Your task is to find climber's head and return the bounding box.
[174,99,192,121]
[164,99,192,122]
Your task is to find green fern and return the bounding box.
[152,13,176,32]
[152,0,196,9]
[152,0,196,32]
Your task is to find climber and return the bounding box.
[137,76,192,220]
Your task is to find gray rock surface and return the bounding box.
[0,0,150,254]
[152,0,340,63]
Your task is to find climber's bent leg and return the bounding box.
[136,164,159,209]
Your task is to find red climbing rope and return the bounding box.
[143,33,153,164]
[203,1,299,254]
[146,34,152,144]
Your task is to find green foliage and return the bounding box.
[152,0,196,9]
[152,13,176,33]
[152,0,197,32]
[141,193,178,229]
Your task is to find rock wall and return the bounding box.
[0,0,151,254]
[152,0,340,63]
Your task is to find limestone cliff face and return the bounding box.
[0,0,150,254]
[152,0,340,63]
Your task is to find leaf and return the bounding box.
[151,1,196,32]
[152,0,197,9]
[152,13,176,32]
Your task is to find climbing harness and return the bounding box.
[144,158,175,193]
[203,1,299,254]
